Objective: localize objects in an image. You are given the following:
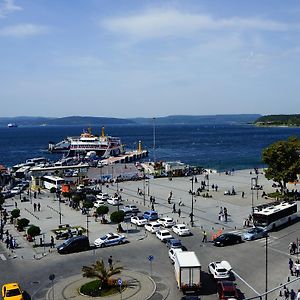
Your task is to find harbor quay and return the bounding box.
[0,168,300,300]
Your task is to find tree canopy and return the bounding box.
[262,136,300,191]
[110,211,125,224]
[82,259,122,289]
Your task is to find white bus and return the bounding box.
[42,175,65,190]
[253,201,298,231]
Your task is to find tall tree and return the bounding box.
[262,137,300,192]
[82,259,122,289]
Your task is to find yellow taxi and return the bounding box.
[1,283,24,300]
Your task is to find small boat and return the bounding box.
[7,123,18,128]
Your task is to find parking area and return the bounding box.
[0,168,300,299]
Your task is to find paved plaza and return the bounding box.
[0,169,299,299]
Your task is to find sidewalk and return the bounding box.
[46,269,156,300]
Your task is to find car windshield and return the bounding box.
[216,268,227,273]
[153,224,160,228]
[162,232,170,236]
[179,226,186,229]
[224,290,236,297]
[6,288,21,296]
[100,236,108,240]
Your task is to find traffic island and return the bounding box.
[46,270,156,300]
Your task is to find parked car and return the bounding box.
[143,210,158,221]
[217,280,238,300]
[214,233,242,247]
[145,221,161,233]
[94,233,126,248]
[94,199,105,208]
[55,228,81,240]
[172,224,191,236]
[158,217,176,228]
[208,261,232,279]
[243,227,267,241]
[166,238,182,249]
[123,205,139,213]
[2,282,24,300]
[107,197,122,206]
[96,193,109,201]
[131,215,147,226]
[10,187,21,195]
[168,247,183,263]
[57,236,90,254]
[156,229,173,242]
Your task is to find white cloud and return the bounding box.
[101,9,289,40]
[0,23,48,37]
[0,0,22,18]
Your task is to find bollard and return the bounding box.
[287,276,290,282]
[279,290,282,297]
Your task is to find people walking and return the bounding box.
[33,203,37,212]
[289,258,294,276]
[172,203,176,213]
[224,207,228,222]
[37,203,41,212]
[290,289,296,300]
[202,230,207,243]
[178,208,181,218]
[50,236,55,248]
[108,256,113,269]
[218,207,223,220]
[296,289,300,300]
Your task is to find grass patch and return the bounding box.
[80,280,124,297]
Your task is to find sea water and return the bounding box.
[1,124,300,171]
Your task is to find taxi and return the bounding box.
[2,283,24,300]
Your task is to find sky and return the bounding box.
[0,0,300,118]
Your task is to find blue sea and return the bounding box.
[1,124,300,171]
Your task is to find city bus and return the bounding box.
[253,201,298,231]
[42,175,65,190]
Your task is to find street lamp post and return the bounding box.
[251,177,258,215]
[190,177,194,227]
[143,176,146,206]
[265,234,268,300]
[58,196,62,225]
[153,117,156,163]
[86,209,90,239]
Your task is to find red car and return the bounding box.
[217,281,238,300]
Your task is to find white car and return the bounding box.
[94,200,105,208]
[123,205,139,213]
[158,217,176,228]
[107,197,122,206]
[208,261,232,279]
[156,229,173,242]
[10,187,22,195]
[131,216,147,226]
[172,224,191,236]
[168,248,183,263]
[145,222,161,233]
[94,233,126,248]
[96,193,109,201]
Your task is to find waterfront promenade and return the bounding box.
[1,168,299,299]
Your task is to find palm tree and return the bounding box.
[82,259,122,289]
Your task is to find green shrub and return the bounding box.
[27,225,41,237]
[11,209,20,219]
[96,205,109,216]
[110,211,125,224]
[82,200,94,209]
[17,218,30,228]
[80,280,102,297]
[50,187,56,194]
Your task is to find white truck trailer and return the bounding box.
[174,251,201,293]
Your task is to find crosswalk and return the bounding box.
[0,253,7,260]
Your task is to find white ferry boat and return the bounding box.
[48,127,125,158]
[7,123,18,128]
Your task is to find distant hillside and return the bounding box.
[0,116,134,126]
[0,114,261,126]
[131,114,261,125]
[255,114,300,126]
